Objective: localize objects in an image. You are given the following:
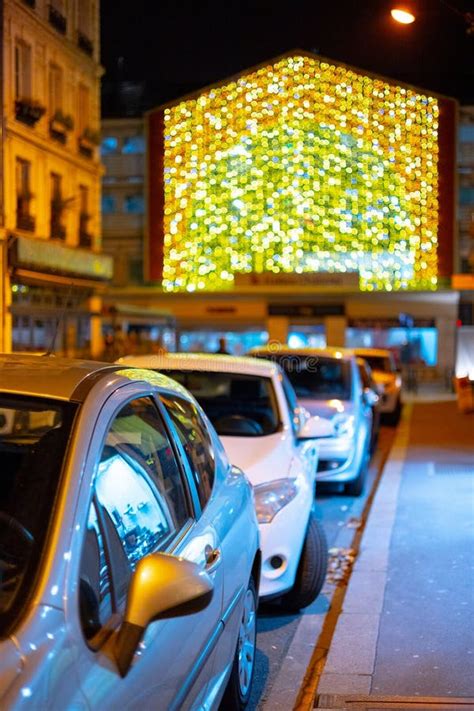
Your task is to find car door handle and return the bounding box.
[204,545,222,572]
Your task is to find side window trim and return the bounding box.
[151,391,203,518]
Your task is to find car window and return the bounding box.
[160,370,280,437]
[94,397,191,568]
[160,394,215,509]
[280,372,300,436]
[257,355,352,400]
[79,502,113,641]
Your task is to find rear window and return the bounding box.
[361,355,395,373]
[253,354,352,400]
[160,370,280,437]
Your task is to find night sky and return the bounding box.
[100,0,474,116]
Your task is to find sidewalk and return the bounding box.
[314,401,474,710]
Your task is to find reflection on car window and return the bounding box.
[160,371,280,438]
[94,397,189,567]
[255,356,352,401]
[161,395,215,508]
[280,372,300,435]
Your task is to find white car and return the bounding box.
[0,355,260,710]
[354,348,402,425]
[120,354,330,611]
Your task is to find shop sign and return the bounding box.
[452,274,474,290]
[11,235,113,281]
[348,317,436,328]
[234,271,359,289]
[268,303,345,317]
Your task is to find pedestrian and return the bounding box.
[215,336,230,355]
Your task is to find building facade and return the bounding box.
[458,106,474,273]
[0,0,111,356]
[104,53,464,375]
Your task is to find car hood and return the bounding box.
[221,432,293,486]
[298,398,355,422]
[0,638,22,699]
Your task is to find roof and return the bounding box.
[0,354,187,402]
[353,348,392,358]
[118,352,281,378]
[0,355,120,401]
[250,346,356,362]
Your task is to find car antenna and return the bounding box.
[44,282,75,357]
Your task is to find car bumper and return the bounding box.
[378,388,401,413]
[258,478,313,599]
[315,430,367,484]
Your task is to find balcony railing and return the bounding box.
[50,219,66,240]
[48,5,67,34]
[79,231,93,248]
[16,212,35,232]
[77,30,94,56]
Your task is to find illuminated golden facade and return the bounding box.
[152,54,455,293]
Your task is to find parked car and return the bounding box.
[0,354,260,710]
[353,348,402,425]
[120,353,330,611]
[250,347,372,496]
[356,357,381,452]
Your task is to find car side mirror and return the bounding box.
[363,388,379,408]
[298,415,333,440]
[115,552,213,677]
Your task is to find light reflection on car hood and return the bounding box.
[221,432,293,486]
[298,398,355,421]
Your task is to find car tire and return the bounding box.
[345,444,369,496]
[279,512,328,612]
[220,576,257,710]
[386,397,402,426]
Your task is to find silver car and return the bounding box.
[0,355,260,710]
[251,347,373,496]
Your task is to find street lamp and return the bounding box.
[391,7,416,24]
[391,1,474,34]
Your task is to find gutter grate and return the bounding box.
[316,694,474,710]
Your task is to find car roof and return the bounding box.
[119,352,281,378]
[0,354,187,402]
[250,346,355,362]
[353,348,392,357]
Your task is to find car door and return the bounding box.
[72,390,224,711]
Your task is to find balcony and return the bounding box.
[79,231,93,248]
[22,0,36,7]
[77,30,94,56]
[78,127,100,159]
[48,5,67,34]
[50,221,66,240]
[15,98,46,127]
[49,110,74,144]
[16,212,35,232]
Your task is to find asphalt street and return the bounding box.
[247,426,396,710]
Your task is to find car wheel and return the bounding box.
[279,512,328,612]
[220,576,257,710]
[345,445,369,496]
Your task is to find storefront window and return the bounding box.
[346,327,438,366]
[179,330,268,356]
[288,326,326,349]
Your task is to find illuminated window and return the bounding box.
[157,55,442,292]
[101,194,117,213]
[101,136,118,154]
[124,194,144,214]
[122,135,145,154]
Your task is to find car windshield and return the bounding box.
[362,355,394,373]
[160,370,280,437]
[0,395,77,637]
[254,354,352,400]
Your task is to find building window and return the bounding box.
[101,136,119,155]
[101,194,117,214]
[460,187,474,205]
[79,185,92,247]
[50,173,66,240]
[460,125,474,143]
[15,40,32,100]
[122,135,145,154]
[77,0,93,55]
[78,83,90,136]
[16,158,35,232]
[48,0,67,34]
[49,63,63,113]
[124,194,144,214]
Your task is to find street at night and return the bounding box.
[0,0,473,709]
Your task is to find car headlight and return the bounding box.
[333,415,355,438]
[253,478,299,523]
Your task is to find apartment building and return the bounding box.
[0,0,112,356]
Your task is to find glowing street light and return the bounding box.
[391,7,416,24]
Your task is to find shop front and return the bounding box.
[5,234,113,357]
